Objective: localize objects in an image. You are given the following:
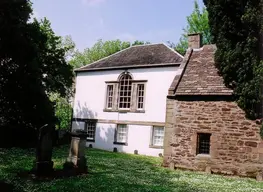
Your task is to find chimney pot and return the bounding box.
[188,33,202,49]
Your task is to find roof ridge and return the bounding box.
[75,45,134,71]
[172,45,233,96]
[132,43,184,59]
[75,42,184,72]
[75,43,171,71]
[168,48,193,95]
[130,43,164,47]
[162,43,184,59]
[192,44,217,52]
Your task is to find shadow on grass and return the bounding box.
[16,168,88,182]
[0,180,15,192]
[0,146,205,192]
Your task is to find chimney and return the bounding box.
[188,33,202,49]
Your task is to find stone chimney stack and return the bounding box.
[188,33,202,49]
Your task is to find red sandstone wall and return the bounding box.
[163,99,263,177]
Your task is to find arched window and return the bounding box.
[118,73,132,109]
[105,71,146,111]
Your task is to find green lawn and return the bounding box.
[0,146,263,192]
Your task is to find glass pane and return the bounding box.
[117,125,127,143]
[87,122,96,139]
[107,85,113,108]
[153,127,164,146]
[137,84,144,109]
[119,74,132,109]
[198,133,211,154]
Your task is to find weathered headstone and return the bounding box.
[63,130,88,174]
[256,171,263,181]
[33,124,54,176]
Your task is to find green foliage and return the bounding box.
[173,38,188,55]
[204,0,263,119]
[132,40,151,46]
[175,0,211,55]
[70,39,150,68]
[38,18,74,97]
[61,35,76,59]
[49,93,72,130]
[55,98,72,130]
[0,0,73,134]
[1,146,263,192]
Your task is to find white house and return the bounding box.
[72,43,183,157]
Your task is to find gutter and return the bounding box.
[74,63,181,73]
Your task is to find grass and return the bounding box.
[0,146,263,192]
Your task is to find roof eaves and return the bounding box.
[75,62,181,72]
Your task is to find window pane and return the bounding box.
[119,74,132,109]
[152,126,164,146]
[116,124,128,143]
[137,84,145,109]
[86,122,96,140]
[106,85,113,108]
[197,133,211,154]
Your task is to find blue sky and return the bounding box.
[32,0,205,51]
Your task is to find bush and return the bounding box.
[0,124,37,148]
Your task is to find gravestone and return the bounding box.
[33,124,54,176]
[63,129,88,174]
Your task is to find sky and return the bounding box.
[31,0,205,51]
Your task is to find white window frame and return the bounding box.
[106,84,114,109]
[104,72,147,112]
[118,74,132,110]
[151,126,165,147]
[85,121,96,142]
[136,83,145,110]
[114,124,128,145]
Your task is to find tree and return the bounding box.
[174,0,211,55]
[50,93,72,130]
[38,18,73,96]
[69,39,150,69]
[0,0,73,146]
[61,35,76,60]
[132,40,151,46]
[204,0,263,119]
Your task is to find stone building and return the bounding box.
[163,33,263,179]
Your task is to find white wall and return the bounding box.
[72,66,181,156]
[72,122,163,156]
[73,67,181,122]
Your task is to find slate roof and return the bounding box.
[169,44,233,96]
[75,43,183,72]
